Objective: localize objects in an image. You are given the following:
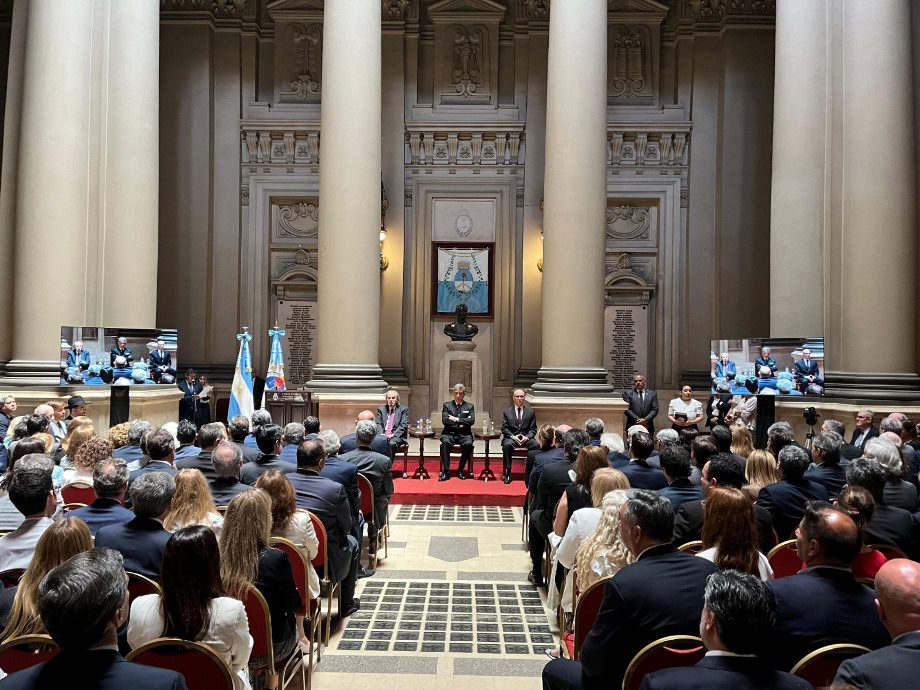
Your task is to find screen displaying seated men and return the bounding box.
[60,327,179,386]
[710,338,825,397]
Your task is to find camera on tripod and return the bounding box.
[803,406,820,427]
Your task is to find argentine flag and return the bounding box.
[266,328,286,391]
[228,329,255,420]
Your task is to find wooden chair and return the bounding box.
[270,536,321,672]
[0,568,25,587]
[60,481,95,506]
[561,576,609,661]
[243,587,305,690]
[356,473,379,569]
[393,442,410,479]
[0,634,58,673]
[62,503,88,513]
[767,539,803,578]
[127,571,163,601]
[790,643,871,689]
[868,543,908,560]
[621,635,706,690]
[126,637,234,690]
[509,446,530,480]
[677,540,704,554]
[306,511,342,645]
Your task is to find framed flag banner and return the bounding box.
[432,242,493,317]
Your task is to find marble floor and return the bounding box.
[311,505,553,689]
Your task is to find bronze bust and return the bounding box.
[444,304,478,342]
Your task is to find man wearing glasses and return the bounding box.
[851,409,879,450]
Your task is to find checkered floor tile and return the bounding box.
[395,505,517,522]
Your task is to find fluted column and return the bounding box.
[826,0,919,398]
[532,0,612,394]
[307,0,386,391]
[769,0,828,336]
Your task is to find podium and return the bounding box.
[264,390,317,427]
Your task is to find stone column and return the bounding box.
[532,0,612,394]
[769,0,828,336]
[101,0,159,326]
[7,1,96,381]
[307,0,386,392]
[826,0,919,399]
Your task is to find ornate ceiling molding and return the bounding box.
[405,122,525,169]
[160,0,258,20]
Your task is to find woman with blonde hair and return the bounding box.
[729,423,754,459]
[698,487,773,580]
[0,517,93,636]
[57,419,96,469]
[165,468,223,535]
[107,421,131,449]
[573,489,635,595]
[743,448,778,501]
[219,489,301,690]
[61,436,113,487]
[552,445,610,538]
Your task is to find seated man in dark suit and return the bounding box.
[148,340,175,383]
[208,442,252,506]
[439,384,475,481]
[109,336,134,367]
[172,419,200,462]
[711,424,747,471]
[834,559,920,689]
[127,428,178,504]
[244,409,272,449]
[765,503,890,671]
[0,548,186,690]
[500,389,540,484]
[227,414,262,464]
[657,444,702,510]
[240,423,295,485]
[340,420,395,553]
[286,439,361,616]
[279,422,305,464]
[542,490,719,690]
[340,410,390,456]
[95,472,176,579]
[793,348,823,394]
[600,432,630,469]
[375,389,410,461]
[641,570,810,689]
[803,430,847,497]
[67,458,135,535]
[674,454,774,553]
[528,429,587,587]
[822,418,862,464]
[756,444,829,540]
[303,415,321,441]
[620,431,667,490]
[317,429,369,576]
[850,409,879,450]
[845,459,920,559]
[175,421,223,480]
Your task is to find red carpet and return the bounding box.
[391,475,527,507]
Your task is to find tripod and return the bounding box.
[804,424,817,451]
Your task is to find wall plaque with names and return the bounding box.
[604,305,649,390]
[275,300,317,387]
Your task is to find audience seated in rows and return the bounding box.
[317,430,365,554]
[241,424,294,485]
[66,458,135,535]
[756,444,829,540]
[164,468,223,536]
[657,444,701,510]
[552,445,608,541]
[279,423,304,464]
[209,442,252,506]
[742,448,779,502]
[0,467,56,571]
[864,437,918,511]
[113,420,152,473]
[803,430,847,497]
[697,487,773,581]
[834,485,888,580]
[845,459,920,559]
[176,422,224,481]
[229,414,262,464]
[172,419,200,461]
[339,419,395,553]
[61,436,113,488]
[619,431,667,490]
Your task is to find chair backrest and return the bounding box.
[126,637,234,689]
[305,510,328,571]
[0,568,25,587]
[767,539,803,578]
[60,482,95,506]
[0,634,58,673]
[868,543,908,560]
[243,586,276,676]
[356,473,374,525]
[572,577,610,660]
[127,571,163,601]
[676,540,703,554]
[790,643,871,688]
[62,503,88,513]
[622,635,705,690]
[270,536,309,615]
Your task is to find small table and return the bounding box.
[474,431,501,481]
[407,428,434,479]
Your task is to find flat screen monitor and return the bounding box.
[710,338,826,397]
[60,327,179,386]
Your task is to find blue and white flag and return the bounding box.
[266,328,286,391]
[228,329,255,420]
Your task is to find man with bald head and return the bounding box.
[765,502,890,670]
[340,410,390,455]
[834,559,920,688]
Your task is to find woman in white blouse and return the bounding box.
[164,469,224,536]
[696,487,773,581]
[667,384,705,432]
[128,525,253,690]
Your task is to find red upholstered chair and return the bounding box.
[127,571,163,602]
[270,535,321,673]
[126,637,234,690]
[868,543,908,560]
[0,634,58,674]
[767,539,804,579]
[676,540,704,554]
[243,587,305,690]
[356,473,379,569]
[562,576,610,661]
[60,481,95,506]
[790,643,871,689]
[306,510,342,645]
[621,635,706,690]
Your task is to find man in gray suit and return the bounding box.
[374,389,409,461]
[622,374,659,434]
[340,419,395,553]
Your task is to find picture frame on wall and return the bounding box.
[431,242,493,318]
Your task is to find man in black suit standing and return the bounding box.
[375,388,409,461]
[622,374,658,434]
[756,445,829,540]
[641,571,811,689]
[834,559,920,688]
[766,503,890,671]
[177,368,202,424]
[500,389,539,485]
[542,490,719,690]
[439,383,475,481]
[851,409,879,450]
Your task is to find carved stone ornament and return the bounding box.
[611,27,647,98]
[295,248,311,265]
[617,253,632,270]
[279,203,320,238]
[289,24,322,99]
[685,0,775,21]
[160,0,249,14]
[451,26,484,97]
[520,0,549,21]
[382,0,411,19]
[606,205,650,240]
[455,210,474,237]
